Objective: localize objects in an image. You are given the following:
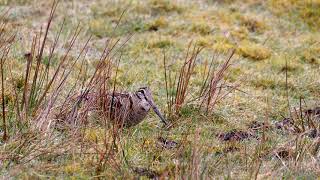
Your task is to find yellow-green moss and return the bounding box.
[211,35,234,52]
[63,163,82,175]
[84,127,105,142]
[148,39,174,49]
[300,47,320,64]
[238,40,271,60]
[190,22,211,35]
[239,15,267,33]
[149,0,184,14]
[0,89,15,105]
[195,36,214,48]
[268,0,320,30]
[194,35,234,52]
[89,18,112,37]
[251,76,295,90]
[230,27,249,40]
[212,41,234,53]
[0,0,28,5]
[228,67,244,82]
[270,55,301,72]
[147,16,169,31]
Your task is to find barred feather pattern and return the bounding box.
[56,87,160,128]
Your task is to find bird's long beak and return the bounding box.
[145,98,168,125]
[152,106,168,125]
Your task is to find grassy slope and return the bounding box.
[0,0,319,178]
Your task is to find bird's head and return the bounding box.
[135,87,168,125]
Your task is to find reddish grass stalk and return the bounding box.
[0,34,15,140]
[35,24,82,111]
[163,50,171,116]
[0,49,7,141]
[29,0,59,105]
[163,43,203,118]
[175,44,202,114]
[200,49,235,113]
[21,36,37,117]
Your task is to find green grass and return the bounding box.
[0,0,320,179]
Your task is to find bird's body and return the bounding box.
[99,90,152,127]
[58,87,167,128]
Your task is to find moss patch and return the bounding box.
[238,40,271,60]
[268,0,320,30]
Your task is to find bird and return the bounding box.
[56,86,168,128]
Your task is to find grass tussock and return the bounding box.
[163,44,235,120]
[239,15,267,33]
[238,40,271,60]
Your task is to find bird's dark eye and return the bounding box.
[136,91,144,99]
[138,89,146,96]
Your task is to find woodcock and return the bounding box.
[83,86,168,128]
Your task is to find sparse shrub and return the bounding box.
[238,40,271,60]
[163,44,201,117]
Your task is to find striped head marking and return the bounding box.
[135,87,168,125]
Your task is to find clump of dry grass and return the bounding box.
[163,42,236,120]
[238,40,271,61]
[165,43,202,117]
[198,49,236,113]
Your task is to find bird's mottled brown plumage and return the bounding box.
[57,87,167,128]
